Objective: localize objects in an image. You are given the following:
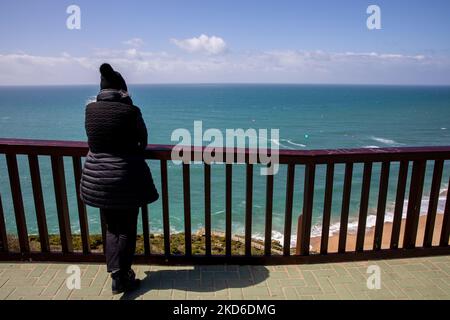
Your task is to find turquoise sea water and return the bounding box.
[0,84,449,246]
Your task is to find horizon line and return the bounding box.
[1,82,450,87]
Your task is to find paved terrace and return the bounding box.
[0,255,449,300]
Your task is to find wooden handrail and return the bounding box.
[0,138,449,265]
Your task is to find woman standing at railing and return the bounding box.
[80,63,159,294]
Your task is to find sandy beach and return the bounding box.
[310,213,445,253]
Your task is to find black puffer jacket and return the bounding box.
[80,90,159,209]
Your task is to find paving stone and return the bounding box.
[268,287,285,299]
[229,288,243,300]
[313,269,338,277]
[328,275,355,285]
[242,286,270,297]
[366,289,396,300]
[418,285,447,297]
[0,286,15,299]
[0,277,8,288]
[13,286,45,296]
[29,265,49,278]
[266,271,289,279]
[395,278,424,289]
[296,286,323,295]
[333,283,355,300]
[281,287,297,299]
[313,293,340,300]
[302,271,319,286]
[5,277,38,286]
[278,278,306,287]
[315,277,337,294]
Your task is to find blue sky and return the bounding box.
[1,0,450,85]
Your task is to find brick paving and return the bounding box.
[0,255,449,300]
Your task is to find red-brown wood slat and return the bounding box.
[440,176,450,247]
[6,154,30,253]
[283,164,295,256]
[50,156,73,253]
[264,169,274,256]
[373,162,390,250]
[338,163,353,253]
[28,155,50,253]
[403,160,426,249]
[0,192,8,252]
[204,163,212,256]
[160,160,171,256]
[299,163,316,256]
[245,164,254,256]
[390,161,409,249]
[320,164,334,255]
[72,156,90,254]
[182,163,192,256]
[423,160,444,247]
[225,164,232,256]
[141,205,151,256]
[356,162,373,252]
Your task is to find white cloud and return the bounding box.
[171,34,227,55]
[0,48,449,85]
[123,38,145,48]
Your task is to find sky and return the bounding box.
[1,0,450,85]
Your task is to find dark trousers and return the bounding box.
[100,208,139,273]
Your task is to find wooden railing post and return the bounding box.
[225,164,232,256]
[28,155,50,253]
[183,163,192,256]
[320,164,334,255]
[373,162,390,250]
[403,160,426,249]
[299,163,315,255]
[264,169,274,256]
[142,205,151,256]
[295,214,303,255]
[72,156,90,254]
[356,162,372,252]
[390,160,409,249]
[160,160,171,257]
[423,160,444,247]
[0,192,8,252]
[440,176,450,247]
[6,154,29,253]
[245,164,254,256]
[283,164,295,256]
[204,163,212,256]
[338,163,353,253]
[51,155,73,253]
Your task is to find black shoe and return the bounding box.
[122,269,141,292]
[111,269,140,295]
[111,271,125,295]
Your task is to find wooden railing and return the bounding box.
[0,138,449,265]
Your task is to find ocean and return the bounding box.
[0,84,449,246]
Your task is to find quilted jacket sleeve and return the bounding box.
[136,108,148,150]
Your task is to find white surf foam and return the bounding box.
[370,136,403,146]
[282,139,307,148]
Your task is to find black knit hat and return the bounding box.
[99,63,128,91]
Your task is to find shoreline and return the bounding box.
[5,213,446,255]
[310,213,445,253]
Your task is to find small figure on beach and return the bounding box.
[80,63,159,294]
